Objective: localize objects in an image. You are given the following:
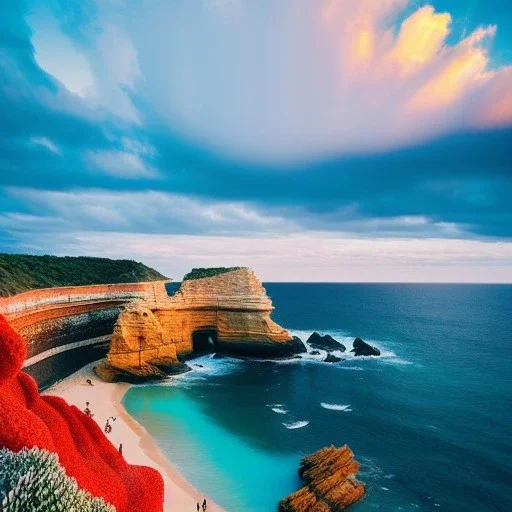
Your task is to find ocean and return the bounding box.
[123,283,512,512]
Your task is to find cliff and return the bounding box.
[94,303,187,383]
[96,268,305,382]
[279,445,365,511]
[0,281,169,389]
[0,313,164,512]
[0,253,167,297]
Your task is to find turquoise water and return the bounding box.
[124,284,512,511]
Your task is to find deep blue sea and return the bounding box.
[124,284,512,512]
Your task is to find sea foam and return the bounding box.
[283,420,309,429]
[320,403,352,411]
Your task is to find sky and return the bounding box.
[0,0,511,282]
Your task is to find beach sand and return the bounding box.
[44,362,224,512]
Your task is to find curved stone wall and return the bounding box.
[0,282,168,389]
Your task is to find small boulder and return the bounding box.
[211,353,224,359]
[351,338,380,357]
[310,350,320,356]
[324,353,342,363]
[307,332,346,352]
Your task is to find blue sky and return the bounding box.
[0,0,511,281]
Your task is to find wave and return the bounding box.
[271,407,288,414]
[320,403,352,412]
[283,420,309,429]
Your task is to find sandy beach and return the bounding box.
[44,362,224,512]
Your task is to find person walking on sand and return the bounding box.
[196,503,200,512]
[119,443,123,455]
[202,498,207,511]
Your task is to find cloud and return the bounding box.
[5,230,512,283]
[30,137,61,155]
[86,150,157,178]
[125,0,512,162]
[0,189,294,235]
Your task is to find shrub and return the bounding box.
[0,447,116,512]
[182,267,245,281]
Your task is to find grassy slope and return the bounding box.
[0,253,168,297]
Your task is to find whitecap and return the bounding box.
[283,420,309,429]
[320,403,352,412]
[272,407,288,414]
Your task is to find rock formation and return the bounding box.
[96,268,305,381]
[0,281,168,389]
[307,332,346,352]
[351,337,381,357]
[279,445,365,512]
[94,303,188,383]
[162,268,303,357]
[324,353,343,363]
[0,314,164,512]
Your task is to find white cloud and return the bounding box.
[30,137,61,155]
[29,8,96,98]
[85,150,158,178]
[125,0,512,163]
[9,230,512,283]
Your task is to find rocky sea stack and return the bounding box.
[279,445,365,511]
[351,337,381,357]
[96,267,305,382]
[307,332,346,351]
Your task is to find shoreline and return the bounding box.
[44,361,224,512]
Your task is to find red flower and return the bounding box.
[0,315,164,512]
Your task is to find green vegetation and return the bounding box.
[0,253,168,297]
[0,447,115,512]
[182,267,245,281]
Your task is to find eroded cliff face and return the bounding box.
[94,304,186,383]
[0,282,167,388]
[97,268,304,381]
[162,268,296,357]
[279,445,365,511]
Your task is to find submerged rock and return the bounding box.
[310,350,321,355]
[279,445,365,511]
[211,352,224,359]
[324,353,342,363]
[351,337,380,357]
[307,332,346,352]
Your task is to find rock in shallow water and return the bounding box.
[350,337,381,356]
[324,353,342,363]
[279,445,365,511]
[307,332,346,352]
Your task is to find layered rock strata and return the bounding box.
[94,303,187,383]
[97,268,304,381]
[0,282,168,388]
[279,445,365,511]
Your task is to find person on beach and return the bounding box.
[202,498,207,511]
[196,503,200,512]
[86,379,94,386]
[104,420,112,434]
[84,402,94,418]
[119,443,123,455]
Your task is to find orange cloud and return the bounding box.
[409,26,495,111]
[386,6,451,74]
